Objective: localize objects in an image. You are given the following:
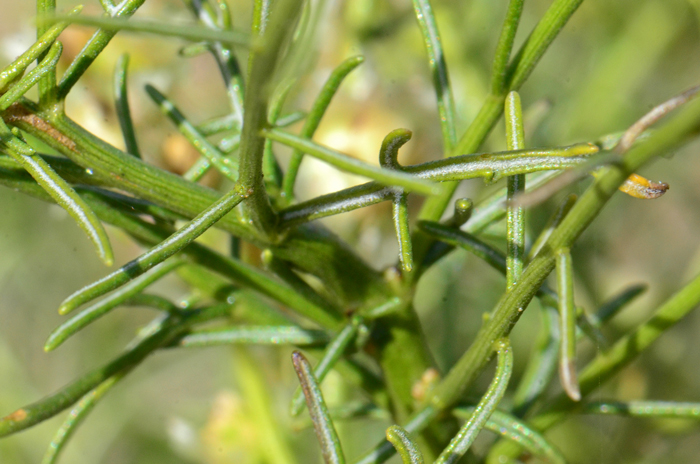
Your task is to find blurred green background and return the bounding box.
[1,0,700,462]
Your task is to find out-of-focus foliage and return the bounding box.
[1,1,700,463]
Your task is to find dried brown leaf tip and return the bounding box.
[3,409,27,422]
[619,173,669,200]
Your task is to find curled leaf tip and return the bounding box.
[379,129,413,169]
[619,173,669,199]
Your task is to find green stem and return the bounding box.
[238,0,303,239]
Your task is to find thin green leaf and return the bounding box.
[122,293,180,312]
[556,248,580,401]
[45,14,250,47]
[386,425,424,464]
[57,0,148,100]
[41,372,126,464]
[176,326,330,348]
[184,0,245,131]
[145,84,238,181]
[291,318,362,416]
[453,408,566,464]
[0,42,62,110]
[98,0,116,13]
[72,190,345,330]
[195,113,241,136]
[278,142,598,227]
[582,401,700,419]
[113,54,141,158]
[354,406,439,464]
[506,0,585,91]
[592,284,648,326]
[411,0,457,150]
[575,306,609,349]
[36,0,57,105]
[491,0,525,95]
[45,259,185,352]
[434,339,513,464]
[282,55,365,198]
[58,185,248,314]
[393,191,413,273]
[0,6,80,93]
[527,194,577,261]
[505,91,525,290]
[0,311,186,437]
[264,79,295,188]
[266,128,440,196]
[261,249,340,317]
[379,129,416,272]
[418,221,506,273]
[0,122,113,266]
[292,351,346,464]
[419,0,586,227]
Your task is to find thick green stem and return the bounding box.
[238,0,303,239]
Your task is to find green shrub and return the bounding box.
[1,0,700,463]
